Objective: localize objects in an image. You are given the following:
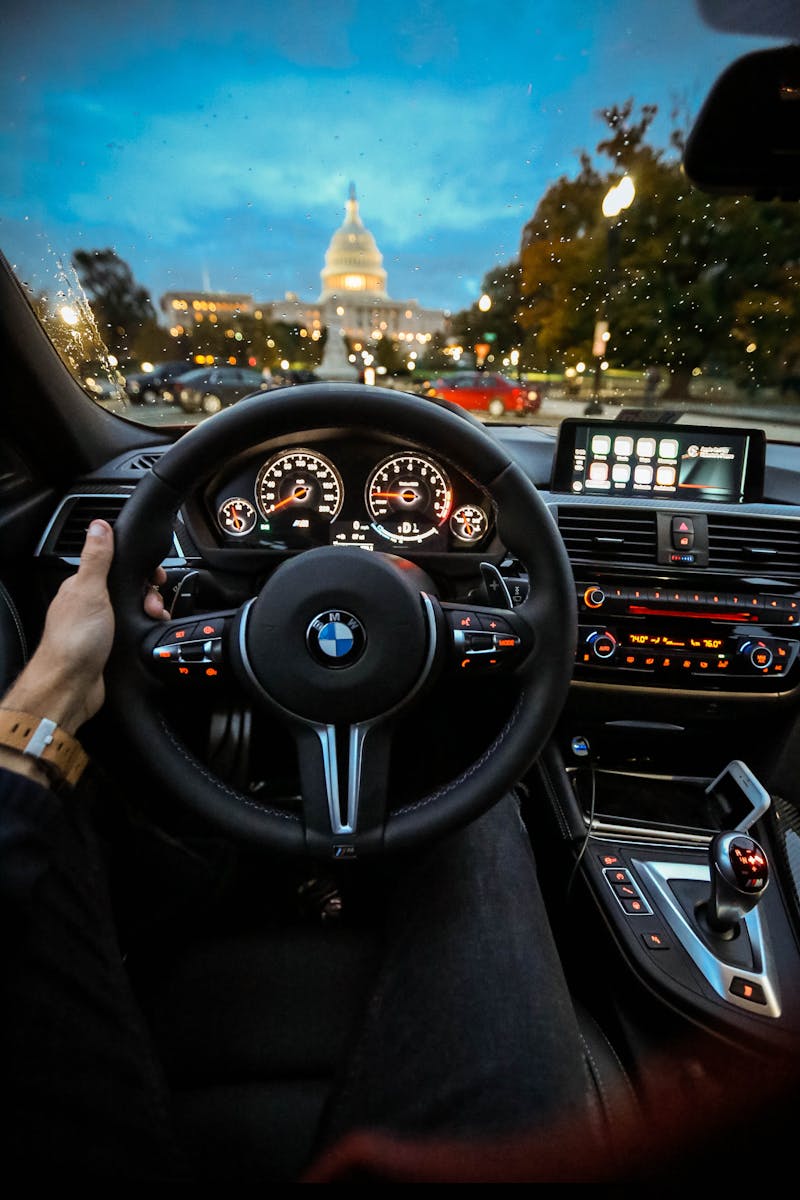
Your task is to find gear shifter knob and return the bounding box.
[707,831,769,933]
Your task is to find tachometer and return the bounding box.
[256,450,344,542]
[366,453,452,544]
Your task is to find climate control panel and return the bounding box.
[574,580,800,691]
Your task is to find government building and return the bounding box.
[160,185,448,347]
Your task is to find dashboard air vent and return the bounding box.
[557,507,657,565]
[120,451,163,472]
[707,514,800,580]
[51,495,128,556]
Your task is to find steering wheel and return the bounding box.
[107,384,576,857]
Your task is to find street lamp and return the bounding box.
[586,174,636,415]
[59,304,80,327]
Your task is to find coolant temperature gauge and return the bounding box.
[450,504,488,543]
[218,497,257,537]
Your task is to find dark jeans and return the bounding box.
[0,774,594,1180]
[320,794,594,1146]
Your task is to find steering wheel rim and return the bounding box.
[107,384,576,857]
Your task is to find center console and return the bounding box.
[529,418,800,1052]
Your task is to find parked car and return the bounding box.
[171,366,274,413]
[270,368,319,387]
[124,360,192,404]
[425,371,541,418]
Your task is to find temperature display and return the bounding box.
[450,504,488,543]
[218,497,257,536]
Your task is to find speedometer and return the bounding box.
[256,449,344,542]
[366,453,452,544]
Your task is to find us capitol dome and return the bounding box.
[319,183,388,301]
[269,183,447,344]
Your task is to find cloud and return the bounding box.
[15,75,542,250]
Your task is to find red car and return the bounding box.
[425,371,540,418]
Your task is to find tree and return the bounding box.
[416,330,451,375]
[449,262,525,365]
[518,101,800,395]
[71,248,159,361]
[373,335,407,378]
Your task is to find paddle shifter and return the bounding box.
[706,831,769,933]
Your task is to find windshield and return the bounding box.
[2,1,796,439]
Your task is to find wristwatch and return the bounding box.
[0,709,89,788]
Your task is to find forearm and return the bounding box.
[2,655,88,736]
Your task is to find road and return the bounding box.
[100,393,615,431]
[101,392,800,442]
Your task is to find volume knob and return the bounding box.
[584,586,605,609]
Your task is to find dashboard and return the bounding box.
[35,419,800,708]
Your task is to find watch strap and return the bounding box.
[0,709,89,788]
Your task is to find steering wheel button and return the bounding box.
[190,618,225,639]
[157,624,194,646]
[477,613,512,633]
[449,610,480,630]
[180,642,209,662]
[495,635,519,649]
[464,631,494,651]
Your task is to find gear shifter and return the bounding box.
[706,831,769,934]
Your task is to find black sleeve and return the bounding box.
[0,767,185,1180]
[0,764,64,907]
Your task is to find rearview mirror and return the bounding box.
[683,44,800,200]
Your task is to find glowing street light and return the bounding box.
[59,304,80,326]
[601,174,636,218]
[478,293,492,313]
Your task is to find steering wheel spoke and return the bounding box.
[440,600,534,676]
[292,717,394,857]
[142,609,237,685]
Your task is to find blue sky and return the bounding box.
[0,1,780,314]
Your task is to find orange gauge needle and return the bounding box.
[231,510,242,530]
[269,485,310,512]
[373,490,418,502]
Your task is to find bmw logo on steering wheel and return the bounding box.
[306,610,366,668]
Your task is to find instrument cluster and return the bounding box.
[208,439,494,553]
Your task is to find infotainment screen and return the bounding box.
[550,419,765,503]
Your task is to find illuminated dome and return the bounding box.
[319,183,388,301]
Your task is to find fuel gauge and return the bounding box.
[218,497,257,537]
[450,504,488,544]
